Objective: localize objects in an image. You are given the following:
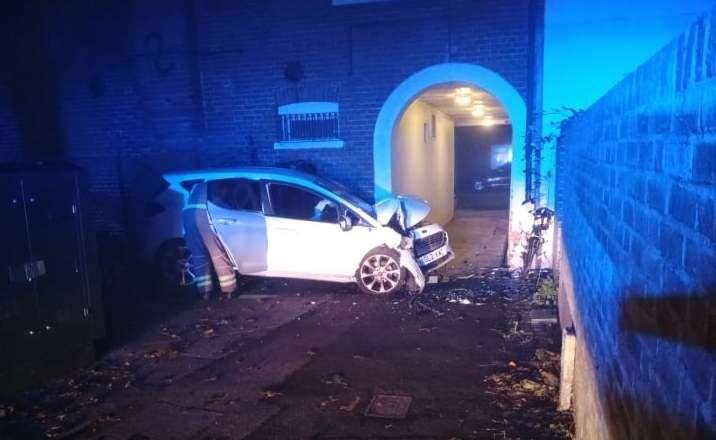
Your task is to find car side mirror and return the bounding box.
[339,214,353,231]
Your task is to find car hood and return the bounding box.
[374,195,431,229]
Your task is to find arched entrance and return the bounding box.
[372,63,530,268]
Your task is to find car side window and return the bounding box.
[208,178,262,212]
[268,183,338,223]
[344,208,368,227]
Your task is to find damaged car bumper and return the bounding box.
[411,224,455,272]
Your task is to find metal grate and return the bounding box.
[364,394,412,419]
[414,232,447,257]
[278,112,340,142]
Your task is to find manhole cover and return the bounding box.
[364,394,412,419]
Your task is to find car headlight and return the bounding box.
[400,236,413,249]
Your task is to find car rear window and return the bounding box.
[208,178,262,212]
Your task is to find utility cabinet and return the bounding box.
[0,162,104,393]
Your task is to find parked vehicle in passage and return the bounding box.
[473,163,510,192]
[142,167,454,295]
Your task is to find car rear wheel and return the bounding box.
[155,238,191,288]
[355,248,405,295]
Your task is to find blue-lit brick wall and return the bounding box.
[0,92,20,161]
[194,0,532,202]
[0,0,535,235]
[557,8,716,438]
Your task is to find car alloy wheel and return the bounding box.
[358,252,402,294]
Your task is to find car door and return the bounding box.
[264,182,371,279]
[206,178,268,274]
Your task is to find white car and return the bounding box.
[144,167,454,295]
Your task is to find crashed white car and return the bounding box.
[146,167,454,295]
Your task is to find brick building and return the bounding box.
[0,0,543,265]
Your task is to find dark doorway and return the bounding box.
[454,124,512,210]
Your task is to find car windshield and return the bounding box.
[313,177,376,217]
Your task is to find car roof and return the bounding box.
[163,166,322,193]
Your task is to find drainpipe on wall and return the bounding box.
[527,0,546,206]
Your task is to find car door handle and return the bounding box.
[276,227,297,234]
[215,218,238,225]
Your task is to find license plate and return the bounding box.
[417,246,447,265]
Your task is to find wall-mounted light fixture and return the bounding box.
[454,87,472,106]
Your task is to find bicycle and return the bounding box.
[522,206,554,274]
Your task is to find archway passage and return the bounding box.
[390,83,511,273]
[373,63,530,269]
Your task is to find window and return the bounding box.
[275,101,344,149]
[268,183,338,223]
[208,178,262,212]
[431,114,436,139]
[180,179,203,192]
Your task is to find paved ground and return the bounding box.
[455,190,509,211]
[0,272,572,440]
[443,210,509,275]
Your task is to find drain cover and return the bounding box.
[364,394,412,419]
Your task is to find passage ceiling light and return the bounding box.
[481,116,495,127]
[454,87,472,106]
[471,103,484,117]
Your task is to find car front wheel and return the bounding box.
[355,248,405,295]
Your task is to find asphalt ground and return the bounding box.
[1,271,572,440]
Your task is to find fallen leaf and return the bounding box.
[540,370,559,387]
[340,395,361,412]
[261,390,283,399]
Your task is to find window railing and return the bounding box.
[275,101,343,149]
[279,112,340,142]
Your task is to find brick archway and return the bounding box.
[372,63,529,268]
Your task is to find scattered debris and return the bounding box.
[339,395,361,412]
[261,390,283,399]
[319,396,338,408]
[410,298,444,317]
[418,325,438,333]
[143,347,179,360]
[540,370,559,387]
[322,372,350,387]
[364,394,412,419]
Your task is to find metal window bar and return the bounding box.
[279,112,340,142]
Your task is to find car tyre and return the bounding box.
[355,247,405,295]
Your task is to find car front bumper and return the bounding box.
[418,245,455,272]
[410,224,455,273]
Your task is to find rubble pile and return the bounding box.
[410,267,573,438]
[413,268,554,313]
